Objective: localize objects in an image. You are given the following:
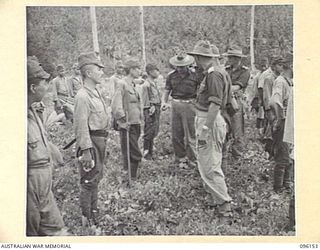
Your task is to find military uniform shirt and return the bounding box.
[258,67,273,89]
[270,75,292,119]
[196,66,231,112]
[112,79,143,125]
[74,86,110,150]
[141,78,161,108]
[27,107,51,168]
[51,76,72,100]
[165,69,199,100]
[262,70,277,110]
[225,64,250,89]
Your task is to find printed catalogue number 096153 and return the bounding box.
[300,244,319,249]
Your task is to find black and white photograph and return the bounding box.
[26,5,294,236]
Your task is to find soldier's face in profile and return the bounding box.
[31,79,49,102]
[89,65,105,84]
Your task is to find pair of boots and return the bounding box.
[273,164,293,192]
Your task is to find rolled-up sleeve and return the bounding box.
[74,93,92,150]
[234,70,250,89]
[207,72,224,106]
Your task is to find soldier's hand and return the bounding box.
[198,126,209,144]
[149,105,156,115]
[119,121,130,130]
[54,101,63,114]
[79,149,93,170]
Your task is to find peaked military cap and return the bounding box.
[27,56,50,80]
[78,52,104,69]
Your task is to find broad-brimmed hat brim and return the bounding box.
[169,55,194,66]
[222,52,247,58]
[187,51,220,58]
[79,62,105,69]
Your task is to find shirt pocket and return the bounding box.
[28,136,49,164]
[127,89,139,103]
[182,79,198,94]
[89,103,106,129]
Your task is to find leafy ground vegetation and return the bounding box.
[47,106,295,236]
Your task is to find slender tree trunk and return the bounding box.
[250,5,255,70]
[90,6,100,55]
[139,6,146,69]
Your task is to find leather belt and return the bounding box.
[89,130,109,137]
[172,98,194,103]
[57,92,69,97]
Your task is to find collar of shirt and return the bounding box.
[31,101,46,113]
[83,85,101,98]
[28,106,48,146]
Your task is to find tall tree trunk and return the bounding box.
[250,5,255,70]
[90,6,100,56]
[139,6,146,69]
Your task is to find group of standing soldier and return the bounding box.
[27,38,294,236]
[251,55,294,193]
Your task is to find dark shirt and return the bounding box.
[225,64,250,89]
[195,66,229,112]
[165,69,200,100]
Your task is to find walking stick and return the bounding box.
[126,111,131,187]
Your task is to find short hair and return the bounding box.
[80,64,94,79]
[27,77,43,92]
